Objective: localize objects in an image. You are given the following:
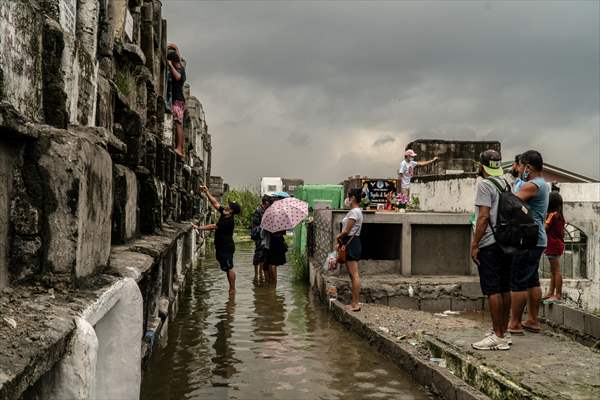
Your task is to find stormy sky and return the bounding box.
[163,1,600,187]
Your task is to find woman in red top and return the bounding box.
[543,192,565,303]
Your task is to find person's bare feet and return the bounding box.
[345,304,361,312]
[542,293,553,300]
[522,320,541,333]
[507,323,524,334]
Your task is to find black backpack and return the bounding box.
[485,177,539,255]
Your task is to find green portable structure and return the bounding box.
[293,185,344,254]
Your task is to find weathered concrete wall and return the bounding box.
[410,177,476,213]
[558,184,600,312]
[406,139,501,176]
[412,225,472,275]
[0,0,214,396]
[0,1,44,120]
[0,141,18,288]
[26,131,113,279]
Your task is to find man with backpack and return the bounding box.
[508,150,549,335]
[471,149,513,350]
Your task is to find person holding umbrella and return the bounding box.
[194,185,241,294]
[260,197,309,285]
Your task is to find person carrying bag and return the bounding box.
[335,189,363,312]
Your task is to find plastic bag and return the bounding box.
[323,251,338,272]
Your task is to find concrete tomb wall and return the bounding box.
[411,225,472,275]
[0,0,214,397]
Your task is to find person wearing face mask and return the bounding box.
[398,149,438,198]
[508,150,549,335]
[503,154,522,191]
[336,189,364,312]
[471,149,512,351]
[195,185,242,295]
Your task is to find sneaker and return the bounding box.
[488,330,512,346]
[472,333,510,351]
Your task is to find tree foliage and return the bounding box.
[223,189,261,230]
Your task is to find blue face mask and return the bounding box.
[522,169,530,181]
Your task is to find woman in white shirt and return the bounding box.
[336,189,363,312]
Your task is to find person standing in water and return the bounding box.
[194,185,241,294]
[336,189,363,312]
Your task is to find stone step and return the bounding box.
[328,274,486,312]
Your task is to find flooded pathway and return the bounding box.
[141,242,430,399]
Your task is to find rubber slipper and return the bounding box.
[543,299,561,305]
[522,323,541,333]
[507,329,525,335]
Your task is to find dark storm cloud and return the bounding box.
[163,0,600,186]
[373,135,396,147]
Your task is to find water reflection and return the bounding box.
[211,296,239,382]
[141,243,428,400]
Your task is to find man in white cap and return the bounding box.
[398,149,438,197]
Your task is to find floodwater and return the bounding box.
[141,242,430,400]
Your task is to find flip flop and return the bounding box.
[522,323,541,333]
[543,299,562,305]
[507,329,525,335]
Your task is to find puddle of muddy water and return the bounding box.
[141,241,431,400]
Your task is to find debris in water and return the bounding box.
[3,317,17,329]
[434,313,448,317]
[443,310,460,315]
[430,357,447,368]
[378,326,390,334]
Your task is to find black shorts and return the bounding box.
[511,247,544,291]
[341,236,362,261]
[216,249,234,272]
[477,243,512,296]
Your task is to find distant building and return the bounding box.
[501,162,599,184]
[282,178,304,194]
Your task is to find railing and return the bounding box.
[539,223,587,279]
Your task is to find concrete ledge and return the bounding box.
[329,301,489,400]
[540,302,600,349]
[327,274,485,312]
[0,275,120,400]
[108,222,193,281]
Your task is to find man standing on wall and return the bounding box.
[471,149,512,350]
[167,43,186,158]
[398,149,438,198]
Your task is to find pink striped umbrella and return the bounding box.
[260,197,309,233]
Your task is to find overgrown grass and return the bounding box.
[290,247,309,284]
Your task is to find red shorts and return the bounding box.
[172,100,185,123]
